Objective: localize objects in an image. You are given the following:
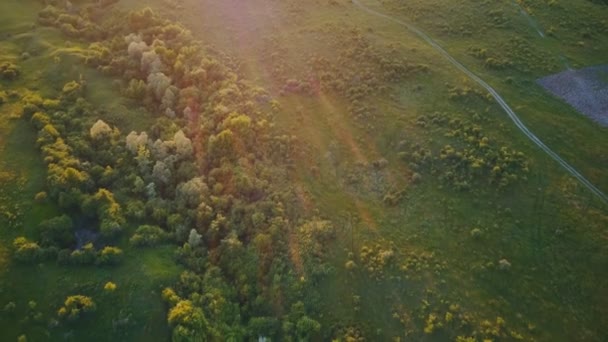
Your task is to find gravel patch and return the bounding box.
[537,65,608,126]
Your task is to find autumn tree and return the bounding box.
[167,300,214,341]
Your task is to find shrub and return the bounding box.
[100,219,123,238]
[34,191,48,202]
[96,246,124,265]
[3,301,16,314]
[57,295,96,321]
[70,243,97,265]
[61,80,86,102]
[0,62,20,80]
[129,225,168,247]
[13,237,42,263]
[498,259,512,271]
[345,260,357,270]
[470,228,483,239]
[39,214,74,247]
[103,282,117,292]
[57,249,71,265]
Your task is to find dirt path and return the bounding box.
[352,0,608,204]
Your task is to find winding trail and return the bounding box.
[513,1,545,38]
[352,0,608,203]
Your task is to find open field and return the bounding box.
[0,0,607,341]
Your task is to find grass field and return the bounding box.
[1,0,607,340]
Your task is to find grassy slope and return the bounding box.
[0,0,606,340]
[0,1,180,341]
[379,0,608,192]
[131,0,608,339]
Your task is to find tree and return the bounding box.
[167,300,213,341]
[124,79,147,99]
[125,131,149,154]
[148,72,171,101]
[296,316,321,339]
[90,120,112,140]
[162,287,181,306]
[130,225,168,247]
[208,129,235,161]
[188,229,202,248]
[128,7,160,31]
[173,130,193,160]
[136,145,152,175]
[221,113,252,137]
[162,86,179,113]
[152,161,172,186]
[141,50,162,74]
[39,214,74,247]
[176,177,208,208]
[172,325,206,342]
[127,37,148,60]
[248,316,279,340]
[37,124,60,147]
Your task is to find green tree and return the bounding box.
[168,300,213,341]
[296,316,321,339]
[39,214,74,247]
[248,316,279,339]
[130,225,168,247]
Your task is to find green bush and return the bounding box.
[96,246,124,265]
[57,295,96,321]
[13,237,42,263]
[70,243,97,265]
[0,62,20,80]
[39,214,74,247]
[129,225,168,247]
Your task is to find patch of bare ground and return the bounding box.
[538,65,608,126]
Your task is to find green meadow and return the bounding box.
[0,0,606,341]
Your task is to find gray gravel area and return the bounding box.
[538,65,608,127]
